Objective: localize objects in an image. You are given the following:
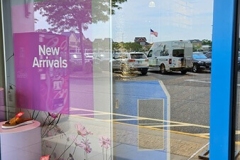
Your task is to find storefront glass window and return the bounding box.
[2,0,213,159]
[3,0,112,159]
[112,0,212,159]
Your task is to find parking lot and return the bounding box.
[113,70,211,137]
[70,66,240,138]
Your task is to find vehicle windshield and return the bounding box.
[205,52,211,58]
[130,54,146,59]
[193,53,207,59]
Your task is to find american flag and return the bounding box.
[150,29,158,37]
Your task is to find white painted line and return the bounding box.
[185,79,210,83]
[69,107,209,129]
[187,142,209,160]
[194,133,210,136]
[185,79,240,86]
[145,124,194,127]
[113,118,138,121]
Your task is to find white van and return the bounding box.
[147,40,193,74]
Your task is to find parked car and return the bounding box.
[94,52,111,71]
[192,52,211,73]
[69,53,82,71]
[112,52,149,75]
[69,53,93,72]
[112,52,127,71]
[204,51,212,58]
[204,51,240,71]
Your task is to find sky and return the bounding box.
[34,0,213,43]
[111,0,214,42]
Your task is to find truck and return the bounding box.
[147,40,193,74]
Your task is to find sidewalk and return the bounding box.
[69,71,95,79]
[113,122,209,160]
[69,71,210,159]
[169,131,209,160]
[69,70,110,79]
[65,114,209,160]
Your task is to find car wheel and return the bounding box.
[181,70,187,74]
[192,64,198,73]
[141,68,148,75]
[160,64,166,74]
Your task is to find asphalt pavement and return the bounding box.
[70,70,210,160]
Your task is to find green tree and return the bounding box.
[143,44,151,52]
[123,42,143,52]
[113,42,121,51]
[34,0,127,67]
[202,39,212,46]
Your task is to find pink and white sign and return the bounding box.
[14,32,69,114]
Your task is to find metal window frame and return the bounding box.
[210,0,238,159]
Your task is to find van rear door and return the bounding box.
[172,49,184,67]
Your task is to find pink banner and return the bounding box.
[14,32,69,114]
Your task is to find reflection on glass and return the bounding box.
[5,0,117,159]
[112,0,212,159]
[2,0,214,159]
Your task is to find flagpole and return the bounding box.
[149,28,151,43]
[149,34,151,43]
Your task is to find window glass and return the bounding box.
[172,49,184,57]
[113,53,128,59]
[193,52,208,59]
[147,50,153,57]
[2,0,213,159]
[130,53,147,59]
[3,0,112,159]
[160,51,169,56]
[112,0,213,159]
